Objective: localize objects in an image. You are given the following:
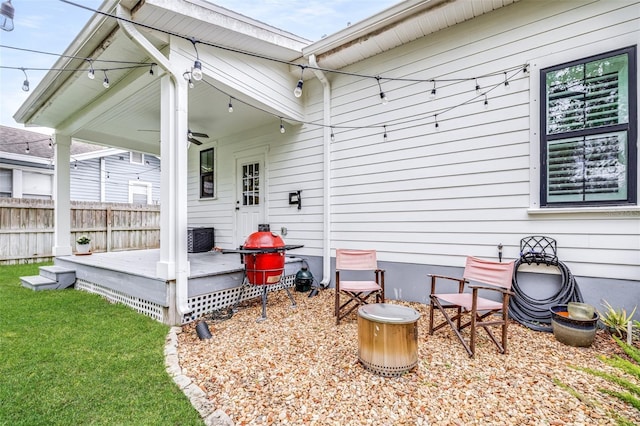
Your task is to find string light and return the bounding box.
[293,65,305,98]
[74,161,78,170]
[484,94,489,109]
[504,72,510,89]
[376,76,388,105]
[149,63,154,75]
[189,38,203,81]
[0,0,14,32]
[102,70,110,88]
[20,67,29,91]
[279,118,285,134]
[434,114,439,130]
[25,142,30,153]
[475,78,481,94]
[383,125,388,142]
[48,138,53,149]
[87,59,95,79]
[330,127,335,142]
[183,71,194,89]
[228,97,233,113]
[429,80,436,100]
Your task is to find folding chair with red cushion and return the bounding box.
[428,256,515,357]
[334,249,385,325]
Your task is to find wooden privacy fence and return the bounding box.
[0,198,160,264]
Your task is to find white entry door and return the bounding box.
[235,156,265,246]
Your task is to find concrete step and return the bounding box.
[21,275,60,291]
[39,266,76,289]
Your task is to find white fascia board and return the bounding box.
[71,147,128,162]
[0,152,52,166]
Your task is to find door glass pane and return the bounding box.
[242,162,260,206]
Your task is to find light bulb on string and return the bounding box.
[383,125,388,142]
[48,138,53,149]
[74,161,78,170]
[191,60,202,81]
[330,128,335,142]
[149,64,155,76]
[293,65,305,98]
[280,118,286,134]
[102,70,110,88]
[434,114,439,130]
[484,94,489,109]
[87,60,95,80]
[189,38,203,81]
[25,142,30,153]
[228,97,233,113]
[20,68,29,91]
[475,78,481,94]
[429,81,437,100]
[0,0,15,32]
[504,72,510,90]
[376,76,388,105]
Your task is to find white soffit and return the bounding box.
[304,0,520,70]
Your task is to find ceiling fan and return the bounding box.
[137,129,209,145]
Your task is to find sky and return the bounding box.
[0,0,399,134]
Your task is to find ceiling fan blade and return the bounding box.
[188,137,203,145]
[188,129,209,138]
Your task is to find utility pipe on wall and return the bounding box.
[308,54,332,288]
[116,5,192,318]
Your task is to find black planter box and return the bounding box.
[187,227,215,253]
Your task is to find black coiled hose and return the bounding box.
[509,254,584,332]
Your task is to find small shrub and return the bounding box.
[76,235,91,244]
[599,300,637,339]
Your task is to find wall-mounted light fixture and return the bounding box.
[289,190,301,210]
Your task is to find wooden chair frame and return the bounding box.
[334,249,385,325]
[428,257,514,357]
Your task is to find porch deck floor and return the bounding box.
[57,249,245,280]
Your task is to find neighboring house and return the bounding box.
[12,0,639,323]
[0,125,160,203]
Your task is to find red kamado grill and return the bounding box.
[221,229,303,321]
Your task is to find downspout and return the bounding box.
[308,54,332,288]
[116,5,192,316]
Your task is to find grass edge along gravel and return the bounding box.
[0,262,203,426]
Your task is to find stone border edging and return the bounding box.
[165,326,234,426]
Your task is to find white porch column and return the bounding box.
[52,133,72,256]
[156,71,191,320]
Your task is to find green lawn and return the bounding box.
[0,263,203,425]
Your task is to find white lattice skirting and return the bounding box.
[75,275,296,325]
[182,274,296,324]
[76,278,166,323]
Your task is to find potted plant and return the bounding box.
[76,235,91,255]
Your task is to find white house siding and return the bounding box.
[70,158,101,201]
[324,0,639,282]
[103,154,160,204]
[187,0,638,295]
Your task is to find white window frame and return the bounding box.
[128,180,152,204]
[199,146,216,200]
[528,36,640,215]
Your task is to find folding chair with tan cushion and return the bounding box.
[334,249,385,325]
[428,256,515,357]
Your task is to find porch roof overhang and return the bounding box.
[13,0,310,153]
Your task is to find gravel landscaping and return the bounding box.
[177,288,640,425]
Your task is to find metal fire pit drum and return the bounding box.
[357,303,420,377]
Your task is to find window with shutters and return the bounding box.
[540,46,636,206]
